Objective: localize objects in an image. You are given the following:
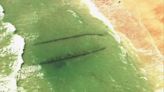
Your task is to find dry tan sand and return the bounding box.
[94,0,164,91]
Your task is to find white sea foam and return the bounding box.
[3,22,16,33]
[18,65,43,80]
[0,34,25,92]
[0,5,25,92]
[0,5,3,12]
[0,35,25,92]
[0,5,4,20]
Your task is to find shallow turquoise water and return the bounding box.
[0,0,153,92]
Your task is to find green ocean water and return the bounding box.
[0,0,153,92]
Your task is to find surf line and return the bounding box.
[0,5,25,92]
[81,0,121,43]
